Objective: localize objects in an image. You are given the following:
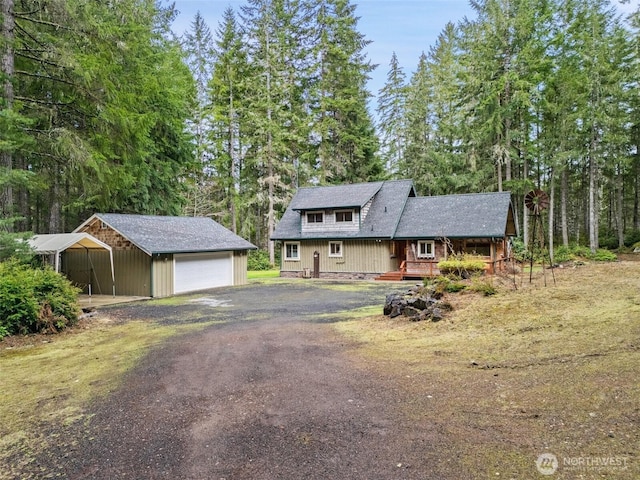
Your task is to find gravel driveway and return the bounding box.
[36,280,449,479]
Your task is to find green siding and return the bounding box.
[233,250,249,285]
[63,250,114,295]
[151,254,174,298]
[64,248,151,296]
[281,240,395,274]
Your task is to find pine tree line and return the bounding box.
[0,0,195,233]
[376,0,640,254]
[3,0,640,260]
[181,0,381,261]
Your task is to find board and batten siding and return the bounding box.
[63,248,151,296]
[151,253,174,298]
[233,250,248,285]
[281,239,394,274]
[301,210,359,234]
[112,249,151,296]
[63,250,114,295]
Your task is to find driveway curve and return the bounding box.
[37,280,450,479]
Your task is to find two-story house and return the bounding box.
[271,179,517,280]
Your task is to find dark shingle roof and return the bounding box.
[271,180,415,240]
[394,192,513,239]
[82,214,256,255]
[290,181,384,210]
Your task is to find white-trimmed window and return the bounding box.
[284,242,300,261]
[417,240,435,259]
[329,241,343,258]
[306,211,323,223]
[335,210,353,223]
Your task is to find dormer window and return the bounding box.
[335,210,353,222]
[307,212,323,223]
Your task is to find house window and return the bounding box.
[417,240,435,259]
[329,241,343,258]
[100,221,108,230]
[284,242,300,261]
[335,210,353,222]
[307,212,323,223]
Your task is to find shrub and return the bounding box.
[428,276,466,294]
[624,230,640,247]
[437,254,486,279]
[0,260,80,339]
[590,248,617,262]
[553,245,574,263]
[469,278,497,296]
[247,249,273,271]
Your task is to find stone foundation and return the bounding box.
[279,271,380,280]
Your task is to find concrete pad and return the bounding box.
[79,295,149,308]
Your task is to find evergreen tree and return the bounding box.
[401,52,433,194]
[310,0,381,184]
[182,12,216,217]
[240,0,311,261]
[376,52,406,176]
[209,7,250,233]
[2,0,195,232]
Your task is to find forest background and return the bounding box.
[1,0,639,264]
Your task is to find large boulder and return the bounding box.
[383,286,451,322]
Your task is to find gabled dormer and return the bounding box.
[292,181,384,235]
[301,207,360,233]
[271,180,417,241]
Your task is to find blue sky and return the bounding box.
[169,0,637,104]
[169,0,477,99]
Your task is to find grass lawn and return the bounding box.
[333,262,640,478]
[248,269,281,279]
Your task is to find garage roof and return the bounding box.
[75,214,257,255]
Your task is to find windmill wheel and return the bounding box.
[525,189,549,215]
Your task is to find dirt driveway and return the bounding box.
[37,281,454,480]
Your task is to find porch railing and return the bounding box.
[398,256,514,278]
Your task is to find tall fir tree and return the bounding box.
[309,0,381,184]
[240,0,311,261]
[209,7,250,233]
[182,11,216,217]
[376,51,406,176]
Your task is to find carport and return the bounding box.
[28,233,116,296]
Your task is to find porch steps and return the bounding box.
[374,271,405,281]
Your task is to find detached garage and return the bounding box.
[174,252,232,294]
[64,213,256,297]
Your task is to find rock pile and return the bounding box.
[383,285,452,322]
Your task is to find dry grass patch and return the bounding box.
[335,262,640,479]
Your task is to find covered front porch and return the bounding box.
[374,239,512,281]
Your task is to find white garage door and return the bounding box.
[174,252,233,294]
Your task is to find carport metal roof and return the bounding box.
[29,233,115,294]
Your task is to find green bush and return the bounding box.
[247,249,274,271]
[428,276,467,294]
[624,230,640,247]
[562,245,617,262]
[590,248,617,262]
[469,278,497,296]
[553,245,573,263]
[437,254,486,279]
[0,260,80,339]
